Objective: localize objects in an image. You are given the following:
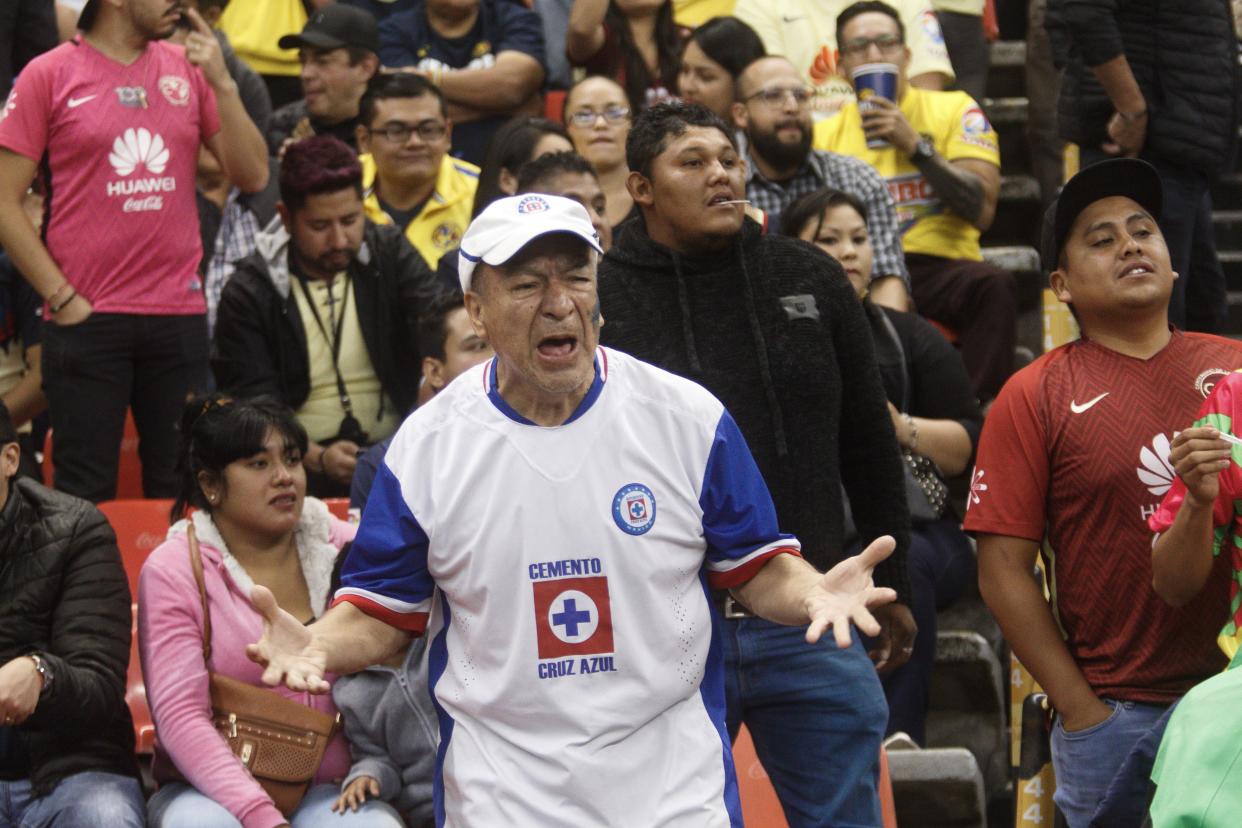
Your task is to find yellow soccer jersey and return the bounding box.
[672,0,736,28]
[361,154,480,270]
[733,0,953,115]
[217,0,305,76]
[812,87,999,261]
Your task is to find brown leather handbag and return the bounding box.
[187,524,340,816]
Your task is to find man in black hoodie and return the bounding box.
[598,101,912,827]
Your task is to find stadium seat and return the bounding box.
[322,497,352,522]
[544,89,567,124]
[98,498,175,755]
[42,409,144,498]
[733,725,897,828]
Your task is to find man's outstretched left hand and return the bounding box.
[804,535,898,648]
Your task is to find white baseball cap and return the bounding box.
[458,194,604,293]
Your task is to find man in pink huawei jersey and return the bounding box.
[0,0,267,502]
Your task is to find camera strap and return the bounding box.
[296,273,356,423]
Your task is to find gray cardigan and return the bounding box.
[333,638,438,827]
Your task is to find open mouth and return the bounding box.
[1118,262,1154,278]
[537,335,578,360]
[708,192,741,207]
[270,493,297,508]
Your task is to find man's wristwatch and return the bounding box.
[910,136,936,163]
[27,654,52,695]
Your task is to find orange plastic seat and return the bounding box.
[42,409,144,498]
[321,497,352,522]
[98,498,174,755]
[733,725,897,827]
[928,318,961,344]
[544,89,567,124]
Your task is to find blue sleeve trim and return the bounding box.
[699,410,797,564]
[339,461,435,611]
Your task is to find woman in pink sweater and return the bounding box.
[139,397,403,828]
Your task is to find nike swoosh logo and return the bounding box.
[1070,392,1110,414]
[782,15,804,22]
[67,94,97,108]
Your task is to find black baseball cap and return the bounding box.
[278,5,379,54]
[1040,158,1163,273]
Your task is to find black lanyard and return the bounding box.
[295,274,355,420]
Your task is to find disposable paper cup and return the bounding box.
[851,63,898,148]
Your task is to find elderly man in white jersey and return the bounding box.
[245,194,898,826]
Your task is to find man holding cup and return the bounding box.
[813,0,1014,403]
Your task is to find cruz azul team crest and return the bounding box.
[528,559,617,680]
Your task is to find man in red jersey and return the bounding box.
[964,158,1242,828]
[0,0,268,502]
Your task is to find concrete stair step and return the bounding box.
[885,744,988,828]
[986,175,1043,249]
[981,96,1027,127]
[927,631,1009,798]
[989,40,1026,69]
[1212,173,1242,209]
[1213,209,1242,250]
[1223,252,1242,292]
[985,41,1027,99]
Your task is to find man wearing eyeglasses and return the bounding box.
[736,55,911,312]
[356,72,480,271]
[813,0,1015,403]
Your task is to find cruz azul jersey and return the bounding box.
[0,38,219,316]
[334,347,801,827]
[1150,371,1242,661]
[964,332,1242,701]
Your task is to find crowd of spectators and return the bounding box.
[0,0,1240,825]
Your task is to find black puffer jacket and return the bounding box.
[213,219,444,419]
[1054,0,1239,175]
[599,217,911,603]
[0,478,137,795]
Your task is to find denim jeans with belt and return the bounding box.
[720,616,888,828]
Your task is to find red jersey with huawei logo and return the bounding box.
[964,331,1242,701]
[0,37,220,316]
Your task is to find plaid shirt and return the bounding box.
[745,148,908,285]
[205,189,262,335]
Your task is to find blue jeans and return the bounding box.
[1049,698,1170,828]
[721,616,888,828]
[148,781,404,827]
[0,771,145,828]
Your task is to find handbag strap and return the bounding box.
[874,304,912,414]
[187,523,214,665]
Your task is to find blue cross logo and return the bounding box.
[552,598,593,638]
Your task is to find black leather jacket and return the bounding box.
[0,478,137,795]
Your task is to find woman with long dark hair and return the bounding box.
[140,395,404,828]
[676,16,766,123]
[471,117,573,217]
[566,0,686,112]
[782,188,981,746]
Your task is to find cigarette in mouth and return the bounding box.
[715,200,750,205]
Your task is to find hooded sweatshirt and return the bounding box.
[598,217,911,602]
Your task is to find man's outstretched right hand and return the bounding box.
[246,585,331,694]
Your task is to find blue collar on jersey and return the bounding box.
[484,348,608,426]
